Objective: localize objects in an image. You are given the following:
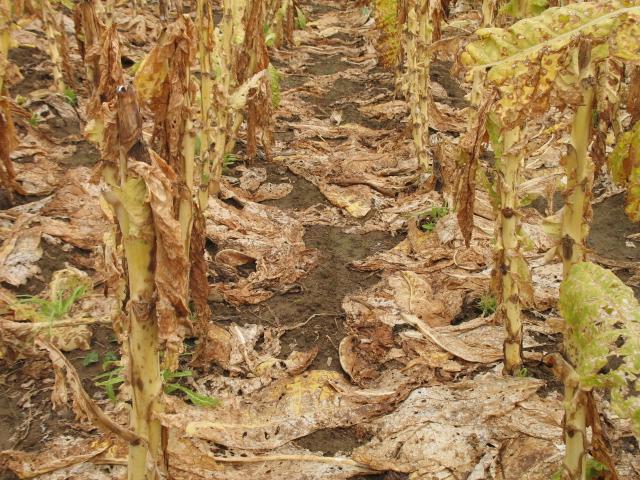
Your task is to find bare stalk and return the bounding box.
[496,127,527,374]
[403,0,433,173]
[0,0,24,201]
[196,0,214,210]
[546,353,588,480]
[560,51,595,275]
[41,0,65,92]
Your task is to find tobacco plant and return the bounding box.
[548,262,640,479]
[461,0,640,371]
[373,0,404,69]
[77,8,190,476]
[401,0,435,173]
[267,0,295,48]
[0,0,25,201]
[41,0,67,92]
[485,115,533,374]
[134,13,198,370]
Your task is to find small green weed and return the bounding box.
[28,113,40,127]
[162,369,219,408]
[586,457,608,480]
[264,24,276,48]
[82,350,100,367]
[18,285,86,337]
[94,356,218,407]
[94,365,125,403]
[477,293,497,317]
[295,7,307,29]
[419,204,449,232]
[222,153,238,173]
[63,87,78,107]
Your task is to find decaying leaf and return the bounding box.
[206,195,319,304]
[352,374,562,478]
[0,219,42,287]
[157,370,410,450]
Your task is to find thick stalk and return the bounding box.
[405,0,432,173]
[498,127,525,375]
[0,0,10,94]
[482,0,497,26]
[564,384,588,480]
[109,160,164,480]
[42,0,65,92]
[272,0,293,48]
[208,0,237,197]
[561,61,595,276]
[196,0,214,209]
[546,354,588,480]
[0,0,21,201]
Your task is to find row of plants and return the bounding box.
[370,0,639,478]
[1,0,296,478]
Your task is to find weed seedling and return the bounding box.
[18,285,86,338]
[478,293,497,317]
[63,87,78,106]
[28,113,40,127]
[82,350,100,367]
[295,7,307,29]
[419,204,449,232]
[162,369,219,407]
[222,153,238,173]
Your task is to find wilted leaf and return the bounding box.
[157,370,410,450]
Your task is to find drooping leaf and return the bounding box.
[608,120,640,222]
[499,0,549,19]
[559,262,640,437]
[461,1,640,128]
[373,0,403,68]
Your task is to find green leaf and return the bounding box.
[165,383,219,407]
[462,2,640,127]
[267,63,281,108]
[608,120,640,222]
[94,367,125,403]
[82,351,100,367]
[499,0,549,19]
[102,351,119,370]
[295,7,307,29]
[63,88,78,107]
[559,262,640,437]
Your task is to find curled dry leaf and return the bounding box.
[168,436,376,480]
[353,374,562,478]
[157,370,409,450]
[129,152,191,362]
[206,195,318,304]
[0,219,42,287]
[0,436,117,480]
[193,320,317,379]
[36,339,140,444]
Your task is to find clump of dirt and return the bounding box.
[430,61,469,110]
[8,47,51,96]
[295,426,371,456]
[60,141,100,166]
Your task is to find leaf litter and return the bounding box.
[1,1,639,479]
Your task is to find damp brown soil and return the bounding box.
[588,193,640,262]
[209,173,402,374]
